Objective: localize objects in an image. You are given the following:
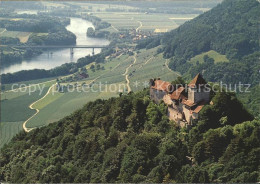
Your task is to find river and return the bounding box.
[0,17,110,74]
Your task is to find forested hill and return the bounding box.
[138,0,260,86]
[0,89,259,183]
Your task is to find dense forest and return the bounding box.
[84,14,111,38]
[82,14,111,31]
[0,87,259,183]
[137,0,260,86]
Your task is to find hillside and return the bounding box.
[0,88,259,183]
[138,0,260,86]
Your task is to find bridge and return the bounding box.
[0,44,108,56]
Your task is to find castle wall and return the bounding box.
[188,88,195,102]
[168,107,182,123]
[150,88,166,104]
[194,90,210,103]
[183,106,192,125]
[188,87,210,103]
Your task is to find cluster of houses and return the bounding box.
[150,73,211,128]
[118,29,152,42]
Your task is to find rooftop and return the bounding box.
[188,73,207,88]
[151,80,173,93]
[170,87,186,100]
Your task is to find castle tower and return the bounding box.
[188,73,210,104]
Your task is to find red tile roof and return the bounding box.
[188,73,207,88]
[170,87,185,100]
[192,101,206,113]
[151,80,173,93]
[182,99,196,107]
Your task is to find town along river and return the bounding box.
[1,17,110,74]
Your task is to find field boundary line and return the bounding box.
[22,84,56,132]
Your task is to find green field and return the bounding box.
[1,86,50,122]
[0,48,179,148]
[0,30,32,43]
[24,48,178,129]
[71,2,137,12]
[92,12,198,32]
[0,81,56,148]
[189,50,229,64]
[128,48,180,91]
[0,121,23,148]
[2,77,56,91]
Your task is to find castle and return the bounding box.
[150,73,211,127]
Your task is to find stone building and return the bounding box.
[150,73,211,127]
[149,78,173,104]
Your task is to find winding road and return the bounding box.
[22,84,56,132]
[136,21,143,31]
[123,54,137,93]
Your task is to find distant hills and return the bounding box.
[138,0,260,86]
[0,0,260,183]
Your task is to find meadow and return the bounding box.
[189,50,229,64]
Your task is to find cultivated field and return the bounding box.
[0,121,23,148]
[18,48,179,130]
[0,47,179,148]
[2,77,57,91]
[92,12,198,32]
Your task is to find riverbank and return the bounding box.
[1,17,109,74]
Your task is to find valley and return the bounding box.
[1,47,179,146]
[0,0,259,183]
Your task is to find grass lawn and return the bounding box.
[189,50,229,64]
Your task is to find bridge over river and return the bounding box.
[0,44,108,55]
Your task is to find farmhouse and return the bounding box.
[150,73,211,127]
